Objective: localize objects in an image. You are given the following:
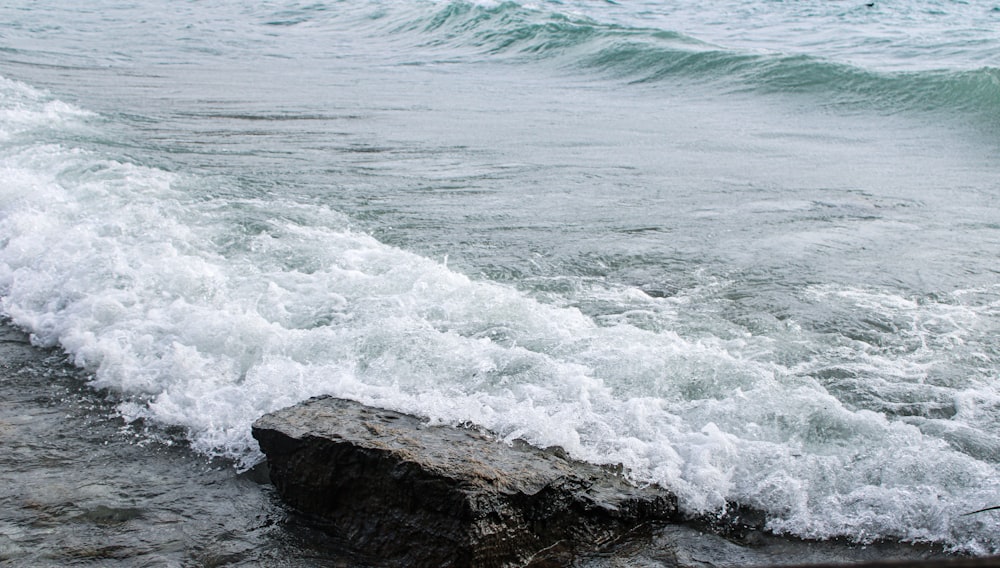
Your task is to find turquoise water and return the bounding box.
[0,0,998,557]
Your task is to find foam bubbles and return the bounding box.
[1,79,998,552]
[0,77,94,142]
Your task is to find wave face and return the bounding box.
[1,0,999,554]
[385,1,1000,121]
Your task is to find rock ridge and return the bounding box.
[251,395,679,567]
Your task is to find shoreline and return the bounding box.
[0,319,986,566]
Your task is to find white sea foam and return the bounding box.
[0,78,94,142]
[0,77,998,552]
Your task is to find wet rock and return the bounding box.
[74,505,144,526]
[251,396,678,568]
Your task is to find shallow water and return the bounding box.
[0,0,998,556]
[0,323,359,566]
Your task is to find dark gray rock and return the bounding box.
[251,396,679,568]
[251,396,984,568]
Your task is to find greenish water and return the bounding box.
[0,0,998,558]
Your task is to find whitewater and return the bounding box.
[1,0,999,560]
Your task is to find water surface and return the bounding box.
[1,0,998,557]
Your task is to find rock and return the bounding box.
[251,396,678,568]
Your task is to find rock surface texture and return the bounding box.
[251,396,678,568]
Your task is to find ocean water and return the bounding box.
[0,0,998,560]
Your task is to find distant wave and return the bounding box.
[389,1,1000,122]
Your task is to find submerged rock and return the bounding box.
[251,396,678,568]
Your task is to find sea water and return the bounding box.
[0,0,998,560]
